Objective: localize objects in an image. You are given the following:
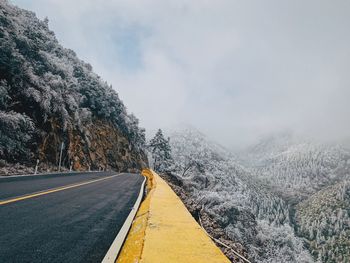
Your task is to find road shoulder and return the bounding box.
[117,169,230,263]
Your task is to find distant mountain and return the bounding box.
[0,1,147,172]
[244,133,350,201]
[167,126,313,263]
[166,127,350,262]
[242,132,350,262]
[243,131,299,165]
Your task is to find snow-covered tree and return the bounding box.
[0,1,147,169]
[149,129,173,173]
[0,80,10,109]
[0,111,35,162]
[167,127,313,263]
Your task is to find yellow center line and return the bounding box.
[0,174,120,206]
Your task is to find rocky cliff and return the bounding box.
[0,0,148,173]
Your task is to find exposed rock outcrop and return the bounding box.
[0,0,148,173]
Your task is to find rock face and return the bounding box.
[38,119,147,171]
[0,1,148,172]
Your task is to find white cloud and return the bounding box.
[11,0,350,147]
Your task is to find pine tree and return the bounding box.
[149,129,173,172]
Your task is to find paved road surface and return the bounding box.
[0,172,144,263]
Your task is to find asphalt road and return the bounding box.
[0,172,144,263]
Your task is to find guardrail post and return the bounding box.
[34,159,39,175]
[58,142,64,172]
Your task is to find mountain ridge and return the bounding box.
[166,127,313,263]
[164,126,350,262]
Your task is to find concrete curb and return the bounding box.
[102,175,146,263]
[117,169,230,263]
[116,169,156,262]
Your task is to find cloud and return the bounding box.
[11,0,350,147]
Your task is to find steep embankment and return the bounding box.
[296,180,350,262]
[0,1,147,172]
[166,127,313,263]
[168,129,350,262]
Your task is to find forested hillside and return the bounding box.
[244,134,350,262]
[244,134,350,201]
[296,180,350,262]
[165,127,313,263]
[156,127,350,263]
[0,0,147,172]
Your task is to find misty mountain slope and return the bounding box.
[241,133,350,262]
[244,134,350,201]
[0,1,147,171]
[168,127,313,263]
[242,132,300,165]
[296,179,350,263]
[169,126,234,169]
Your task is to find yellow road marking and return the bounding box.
[0,174,120,206]
[117,170,230,263]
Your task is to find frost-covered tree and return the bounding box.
[296,180,350,262]
[0,80,10,109]
[0,111,35,162]
[0,1,147,170]
[244,133,350,199]
[168,126,314,263]
[149,129,173,172]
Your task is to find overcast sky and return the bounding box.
[11,0,350,148]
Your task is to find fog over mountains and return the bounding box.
[10,0,350,149]
[166,126,350,263]
[2,1,350,262]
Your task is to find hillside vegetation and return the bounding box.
[161,127,350,263]
[296,180,350,262]
[246,134,350,262]
[0,1,147,172]
[245,135,350,201]
[166,127,313,263]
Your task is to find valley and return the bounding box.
[162,127,350,263]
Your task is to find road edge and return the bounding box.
[101,175,146,263]
[116,169,156,262]
[117,169,230,263]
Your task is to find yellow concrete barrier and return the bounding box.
[117,169,230,263]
